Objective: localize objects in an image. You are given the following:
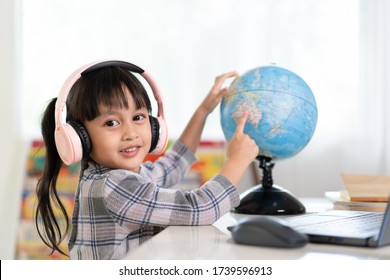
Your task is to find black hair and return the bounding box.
[35,66,152,256]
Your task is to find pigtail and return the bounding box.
[35,98,70,256]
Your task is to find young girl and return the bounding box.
[35,60,259,260]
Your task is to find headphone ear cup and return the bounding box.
[149,116,160,153]
[149,116,168,154]
[54,123,83,165]
[68,120,91,159]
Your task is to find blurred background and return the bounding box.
[1,0,389,259]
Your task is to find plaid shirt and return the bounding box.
[68,140,240,259]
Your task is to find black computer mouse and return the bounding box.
[228,216,308,248]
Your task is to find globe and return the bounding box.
[220,65,318,161]
[220,65,318,215]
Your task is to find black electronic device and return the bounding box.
[228,216,308,248]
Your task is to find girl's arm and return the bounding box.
[179,71,237,153]
[105,168,240,226]
[179,71,259,187]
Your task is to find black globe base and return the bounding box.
[232,184,306,215]
[232,155,306,215]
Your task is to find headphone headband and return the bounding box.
[55,60,165,124]
[54,60,168,165]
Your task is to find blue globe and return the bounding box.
[220,65,318,160]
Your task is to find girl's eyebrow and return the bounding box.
[98,107,148,117]
[97,109,117,117]
[97,104,125,116]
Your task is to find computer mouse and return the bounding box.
[228,216,308,248]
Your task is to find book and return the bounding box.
[341,173,390,202]
[325,191,387,212]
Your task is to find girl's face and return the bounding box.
[83,88,152,172]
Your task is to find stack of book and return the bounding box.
[325,173,390,212]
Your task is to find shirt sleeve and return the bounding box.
[103,169,240,228]
[141,140,197,188]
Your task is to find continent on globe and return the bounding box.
[220,65,318,161]
[233,100,262,127]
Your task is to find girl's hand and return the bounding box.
[199,71,238,115]
[226,112,259,164]
[179,71,238,153]
[219,112,259,186]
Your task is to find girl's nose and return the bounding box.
[122,123,139,141]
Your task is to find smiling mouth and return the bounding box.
[121,147,138,153]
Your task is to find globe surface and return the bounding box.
[220,65,318,160]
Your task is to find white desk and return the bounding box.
[124,198,390,260]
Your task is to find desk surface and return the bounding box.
[124,198,390,260]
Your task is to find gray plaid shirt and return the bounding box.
[68,140,239,259]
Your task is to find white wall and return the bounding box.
[20,0,361,198]
[0,0,26,259]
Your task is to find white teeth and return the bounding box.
[123,147,137,152]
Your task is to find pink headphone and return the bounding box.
[54,60,168,165]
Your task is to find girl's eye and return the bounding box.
[133,114,146,121]
[105,120,119,127]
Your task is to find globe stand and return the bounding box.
[232,156,306,215]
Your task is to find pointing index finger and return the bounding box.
[235,112,249,135]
